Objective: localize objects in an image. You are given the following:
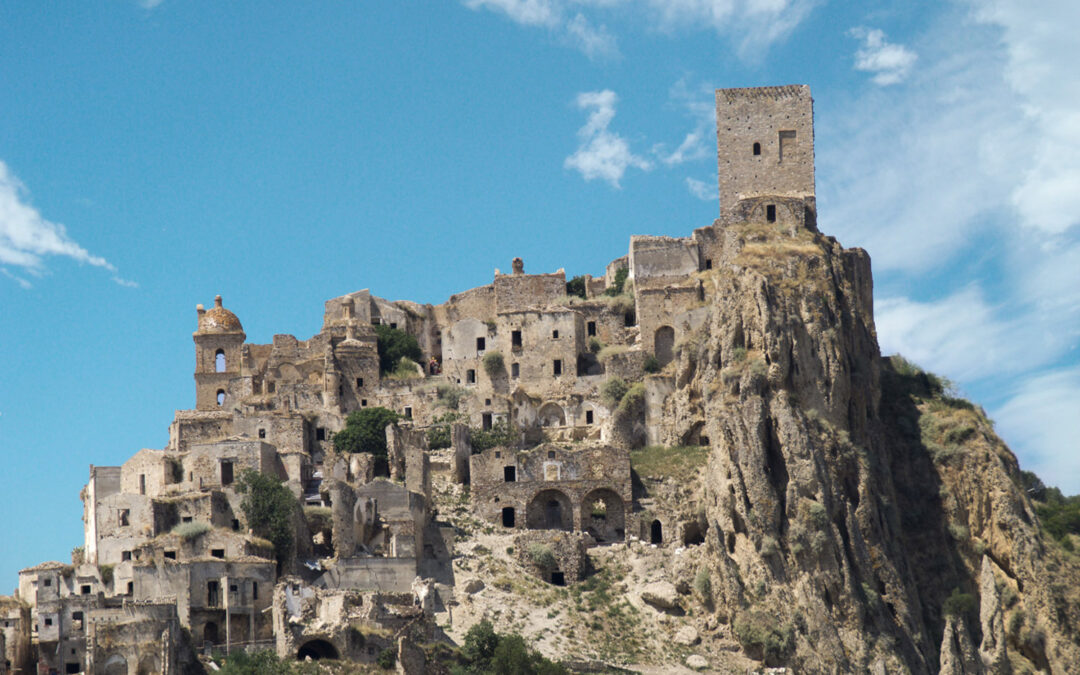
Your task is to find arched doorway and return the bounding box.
[581,489,625,543]
[526,490,573,531]
[654,325,675,367]
[538,402,566,427]
[103,654,128,675]
[297,639,340,661]
[650,519,663,545]
[137,655,160,675]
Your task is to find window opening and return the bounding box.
[182,516,192,523]
[552,330,559,339]
[231,519,240,531]
[466,369,476,384]
[215,349,226,373]
[705,258,713,270]
[258,428,266,439]
[503,466,516,482]
[550,571,566,586]
[267,381,276,393]
[778,129,796,162]
[253,582,259,600]
[139,474,146,495]
[119,510,130,527]
[216,390,225,406]
[476,337,486,353]
[502,507,515,527]
[221,460,234,486]
[211,548,225,559]
[81,584,91,595]
[361,399,368,407]
[587,321,596,336]
[753,142,761,155]
[207,581,220,607]
[511,330,522,348]
[404,407,412,419]
[316,427,326,441]
[356,377,364,388]
[585,410,594,424]
[121,551,131,562]
[766,204,776,222]
[553,360,562,376]
[164,551,176,560]
[511,362,520,378]
[72,611,84,622]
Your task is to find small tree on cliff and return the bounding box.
[235,469,298,566]
[333,407,401,457]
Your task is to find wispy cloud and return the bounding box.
[849,27,917,85]
[993,367,1080,493]
[653,77,716,166]
[463,0,817,59]
[564,90,652,188]
[464,0,619,59]
[686,177,717,201]
[821,1,1080,488]
[0,160,132,289]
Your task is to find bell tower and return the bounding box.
[193,295,246,410]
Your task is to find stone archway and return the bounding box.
[103,654,127,675]
[582,488,625,543]
[298,639,340,661]
[526,489,573,531]
[654,325,675,367]
[538,402,566,427]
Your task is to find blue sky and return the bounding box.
[1,1,1077,588]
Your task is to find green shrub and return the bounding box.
[733,610,795,665]
[731,347,748,363]
[303,506,333,535]
[333,407,401,457]
[527,543,557,569]
[460,620,566,674]
[173,521,212,540]
[374,323,423,375]
[99,564,114,586]
[943,588,976,617]
[482,350,505,377]
[566,275,587,299]
[470,418,517,451]
[427,411,465,450]
[587,337,604,354]
[600,377,629,408]
[693,568,712,606]
[617,383,646,415]
[236,469,300,565]
[216,649,295,675]
[388,356,423,380]
[805,501,828,530]
[376,647,396,670]
[436,383,466,410]
[462,620,499,667]
[642,355,661,373]
[604,267,629,296]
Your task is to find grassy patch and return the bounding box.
[631,444,710,482]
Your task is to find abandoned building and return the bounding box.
[2,84,820,674]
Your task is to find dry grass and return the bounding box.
[631,445,710,482]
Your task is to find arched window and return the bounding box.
[214,349,226,372]
[753,142,761,156]
[216,390,225,406]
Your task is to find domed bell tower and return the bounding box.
[193,295,246,410]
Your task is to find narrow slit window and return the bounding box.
[553,360,562,376]
[511,362,519,378]
[215,349,226,372]
[753,142,761,156]
[766,204,776,222]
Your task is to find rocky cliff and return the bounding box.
[658,220,1080,673]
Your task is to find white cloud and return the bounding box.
[0,160,130,288]
[849,27,917,86]
[653,77,716,166]
[463,0,817,59]
[686,177,716,201]
[564,90,652,188]
[993,367,1080,493]
[564,13,619,59]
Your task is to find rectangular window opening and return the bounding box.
[476,337,486,353]
[482,413,492,430]
[705,258,713,270]
[316,427,326,441]
[587,321,596,336]
[121,551,132,562]
[211,548,225,559]
[466,369,476,384]
[164,551,176,560]
[81,584,91,595]
[766,204,776,223]
[361,399,368,407]
[404,407,412,419]
[511,362,519,378]
[139,474,146,495]
[778,129,796,163]
[552,330,559,339]
[585,410,594,425]
[503,466,516,482]
[511,330,522,348]
[258,428,266,439]
[356,377,364,388]
[553,360,562,376]
[221,460,234,486]
[119,510,130,527]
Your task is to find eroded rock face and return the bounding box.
[657,222,1080,672]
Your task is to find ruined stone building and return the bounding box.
[3,85,821,674]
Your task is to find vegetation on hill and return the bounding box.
[604,267,628,296]
[565,275,587,299]
[1022,471,1080,551]
[236,469,300,565]
[630,445,710,483]
[374,323,422,375]
[451,619,568,675]
[333,407,401,457]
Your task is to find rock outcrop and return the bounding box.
[655,221,1080,672]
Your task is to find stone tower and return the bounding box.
[715,85,816,229]
[193,295,245,410]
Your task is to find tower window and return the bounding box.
[215,349,226,373]
[511,330,522,348]
[587,321,596,336]
[553,360,562,376]
[316,427,326,441]
[766,204,776,223]
[511,363,519,378]
[753,142,761,155]
[216,390,226,406]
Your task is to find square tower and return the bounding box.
[715,85,815,221]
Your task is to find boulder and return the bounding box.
[641,581,680,610]
[686,654,709,670]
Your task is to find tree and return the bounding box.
[461,620,499,669]
[374,324,423,375]
[603,267,628,296]
[333,407,401,457]
[236,469,298,566]
[566,275,587,299]
[215,650,294,675]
